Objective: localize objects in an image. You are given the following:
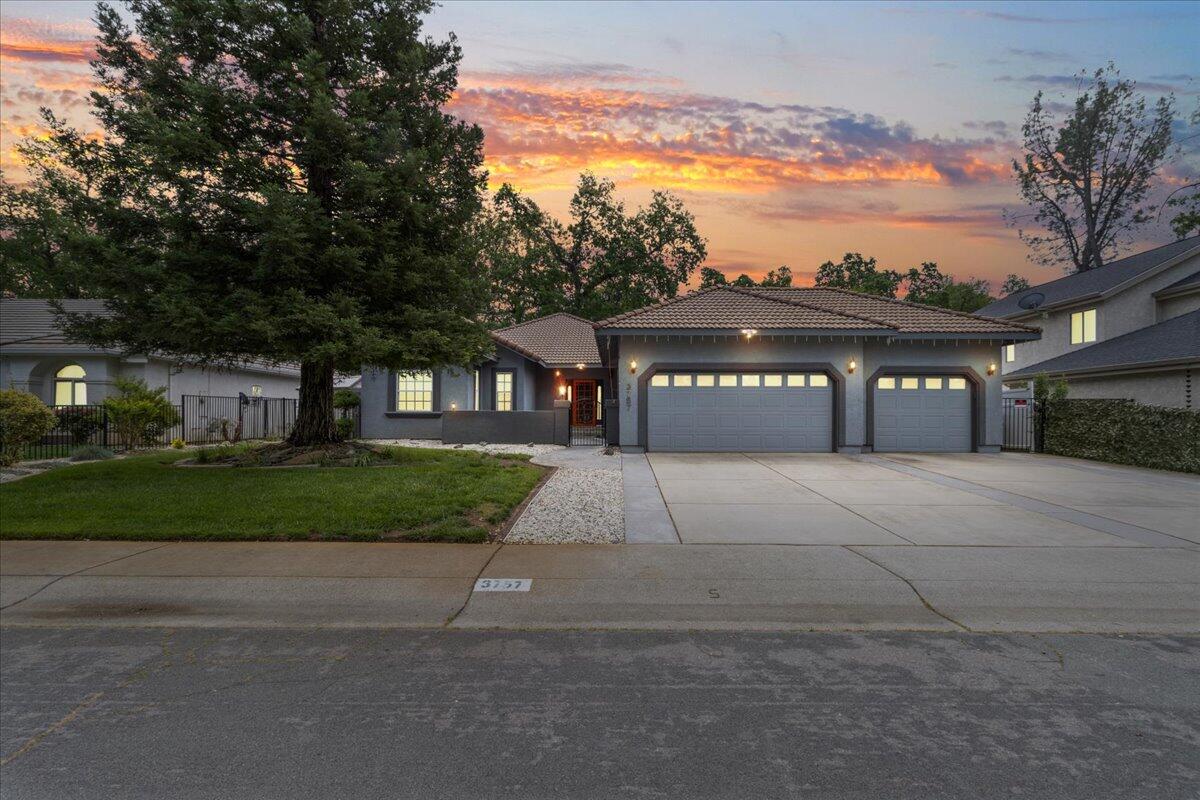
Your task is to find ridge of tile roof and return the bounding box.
[489,312,602,366]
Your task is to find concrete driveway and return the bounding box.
[647,451,1200,548]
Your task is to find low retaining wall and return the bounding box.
[442,408,569,445]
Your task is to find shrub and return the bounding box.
[333,388,361,409]
[335,417,356,440]
[70,444,115,462]
[103,378,181,450]
[55,406,103,444]
[0,389,58,466]
[171,437,186,449]
[1043,398,1200,474]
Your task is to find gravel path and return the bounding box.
[506,467,624,544]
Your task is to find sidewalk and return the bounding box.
[2,540,1197,633]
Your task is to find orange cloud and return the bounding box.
[0,18,98,64]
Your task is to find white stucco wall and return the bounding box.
[612,335,1003,452]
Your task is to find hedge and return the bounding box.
[1041,398,1200,474]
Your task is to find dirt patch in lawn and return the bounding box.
[182,441,395,468]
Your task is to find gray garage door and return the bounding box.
[873,375,972,452]
[647,372,833,452]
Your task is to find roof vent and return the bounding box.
[1017,292,1045,310]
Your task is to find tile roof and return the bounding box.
[977,236,1200,318]
[594,286,1036,336]
[490,312,602,366]
[1007,309,1200,378]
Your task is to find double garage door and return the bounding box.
[647,371,833,452]
[872,375,972,452]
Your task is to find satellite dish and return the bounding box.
[1017,292,1045,310]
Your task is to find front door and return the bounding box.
[572,380,597,425]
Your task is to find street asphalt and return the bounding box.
[1,627,1198,799]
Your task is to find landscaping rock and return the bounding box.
[506,468,624,544]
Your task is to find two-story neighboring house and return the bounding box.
[976,236,1200,409]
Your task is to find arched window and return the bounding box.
[54,364,88,406]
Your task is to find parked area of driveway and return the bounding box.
[646,451,1199,548]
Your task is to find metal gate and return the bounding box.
[569,418,606,446]
[1002,397,1035,452]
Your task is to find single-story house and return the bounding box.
[977,236,1199,408]
[0,299,301,405]
[362,287,1038,453]
[359,313,607,442]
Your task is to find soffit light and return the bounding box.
[740,328,758,340]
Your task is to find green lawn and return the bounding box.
[0,447,545,543]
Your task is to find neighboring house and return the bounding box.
[976,237,1200,408]
[0,299,301,406]
[360,313,606,441]
[363,289,1037,453]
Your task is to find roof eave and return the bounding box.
[887,331,1042,341]
[595,327,895,337]
[1008,356,1200,380]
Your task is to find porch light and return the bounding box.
[847,358,857,374]
[987,363,997,376]
[740,328,758,340]
[629,360,638,374]
[449,401,458,411]
[555,369,561,377]
[558,384,567,397]
[576,363,585,370]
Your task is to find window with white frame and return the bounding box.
[1070,308,1097,344]
[396,371,433,412]
[1005,344,1016,362]
[54,364,88,406]
[495,371,513,411]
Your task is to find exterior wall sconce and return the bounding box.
[740,328,758,340]
[449,401,458,411]
[555,369,561,377]
[847,359,857,374]
[987,363,997,376]
[629,360,638,374]
[558,384,567,397]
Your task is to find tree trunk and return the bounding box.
[288,359,336,446]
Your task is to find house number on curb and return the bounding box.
[474,578,532,592]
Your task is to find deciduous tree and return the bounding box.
[813,253,902,297]
[1010,64,1175,272]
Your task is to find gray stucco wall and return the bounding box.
[1156,292,1200,323]
[1002,251,1200,377]
[1064,369,1195,409]
[611,335,1004,452]
[0,352,298,406]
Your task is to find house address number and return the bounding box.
[474,578,532,592]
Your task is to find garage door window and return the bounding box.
[719,375,738,387]
[948,377,967,390]
[900,377,919,389]
[925,377,943,389]
[764,374,783,387]
[673,374,692,387]
[651,374,669,387]
[696,374,715,386]
[741,374,760,387]
[787,374,806,387]
[809,374,829,387]
[877,377,895,390]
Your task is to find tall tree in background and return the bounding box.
[2,0,490,445]
[1164,105,1199,239]
[480,173,706,323]
[901,262,993,312]
[1011,64,1175,272]
[813,253,902,297]
[1000,274,1032,296]
[698,265,791,289]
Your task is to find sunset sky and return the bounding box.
[2,0,1197,290]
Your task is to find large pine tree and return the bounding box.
[7,0,491,444]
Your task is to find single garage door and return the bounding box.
[647,371,833,452]
[873,375,971,452]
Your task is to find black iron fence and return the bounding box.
[569,418,606,447]
[22,405,117,461]
[1002,397,1035,452]
[177,394,297,444]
